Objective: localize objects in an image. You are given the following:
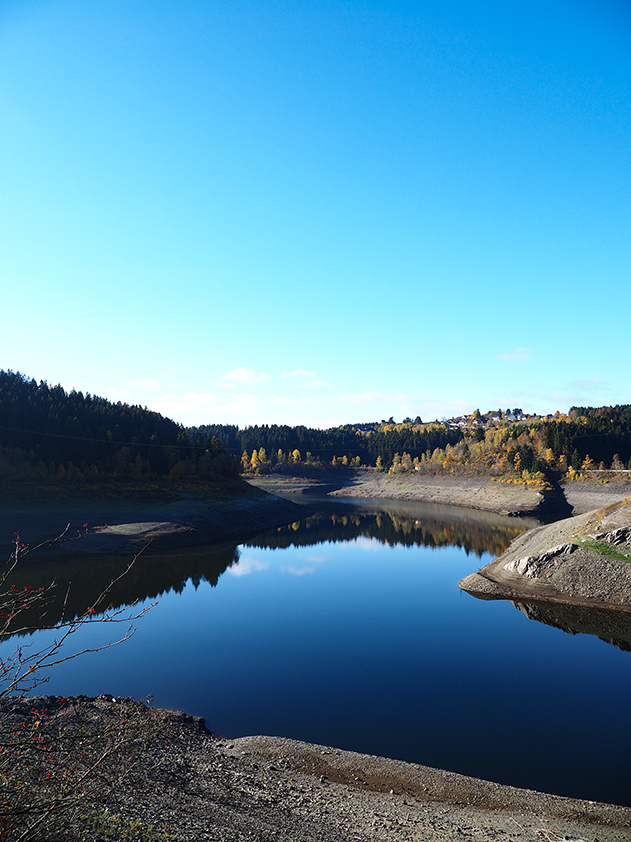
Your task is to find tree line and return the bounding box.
[0,371,238,485]
[192,407,631,481]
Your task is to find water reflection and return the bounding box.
[247,499,534,559]
[6,500,535,636]
[512,600,631,651]
[5,543,240,636]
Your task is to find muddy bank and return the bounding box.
[460,496,631,610]
[0,484,309,556]
[9,694,631,841]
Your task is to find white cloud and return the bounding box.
[282,370,327,388]
[280,566,315,576]
[353,536,380,552]
[496,347,532,362]
[104,387,131,400]
[148,390,262,425]
[228,557,269,577]
[220,367,271,386]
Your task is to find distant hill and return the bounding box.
[191,406,631,481]
[0,371,238,487]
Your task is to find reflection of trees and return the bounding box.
[7,503,531,638]
[5,544,240,636]
[512,600,631,652]
[246,507,526,558]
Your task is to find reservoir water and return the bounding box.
[4,498,631,806]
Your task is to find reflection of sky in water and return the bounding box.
[4,506,631,808]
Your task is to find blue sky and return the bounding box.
[1,0,630,427]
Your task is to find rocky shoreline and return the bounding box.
[459,496,631,611]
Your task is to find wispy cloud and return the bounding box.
[280,565,315,576]
[283,369,317,379]
[339,391,410,405]
[220,367,271,386]
[124,378,160,389]
[496,347,532,362]
[547,377,606,405]
[282,370,327,388]
[571,377,604,391]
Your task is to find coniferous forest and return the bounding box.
[0,371,238,487]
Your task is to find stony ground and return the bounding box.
[460,497,631,609]
[5,695,631,842]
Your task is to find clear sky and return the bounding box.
[1,0,630,428]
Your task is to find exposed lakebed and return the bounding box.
[6,499,631,807]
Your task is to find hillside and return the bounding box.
[194,405,631,491]
[0,370,238,490]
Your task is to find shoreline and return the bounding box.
[9,694,631,841]
[7,478,631,837]
[459,496,631,612]
[0,483,308,557]
[248,470,631,518]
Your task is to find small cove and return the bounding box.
[5,499,631,807]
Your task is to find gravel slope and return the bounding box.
[460,497,631,609]
[7,695,631,842]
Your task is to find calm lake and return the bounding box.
[5,498,631,806]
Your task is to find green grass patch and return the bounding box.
[573,538,631,561]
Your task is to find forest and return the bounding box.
[192,406,631,483]
[3,369,631,489]
[0,371,238,486]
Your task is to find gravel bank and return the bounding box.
[250,472,631,520]
[460,496,631,610]
[561,476,631,514]
[9,695,631,841]
[249,472,550,516]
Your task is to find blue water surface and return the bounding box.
[5,503,631,806]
